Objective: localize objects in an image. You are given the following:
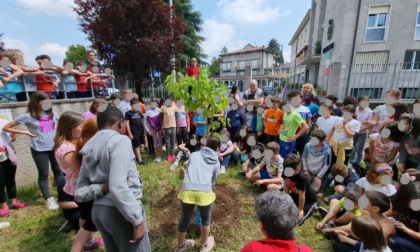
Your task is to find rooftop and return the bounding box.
[220,43,274,56]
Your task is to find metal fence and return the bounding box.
[286,62,420,101]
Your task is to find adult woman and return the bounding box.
[301,83,320,106]
[229,86,243,108]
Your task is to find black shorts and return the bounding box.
[132,133,144,147]
[57,184,75,202]
[76,200,97,232]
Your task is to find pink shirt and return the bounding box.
[83,111,96,120]
[55,141,78,196]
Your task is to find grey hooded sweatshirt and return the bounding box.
[74,130,144,226]
[182,147,220,192]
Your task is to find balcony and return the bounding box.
[295,44,321,66]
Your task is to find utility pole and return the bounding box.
[169,0,176,83]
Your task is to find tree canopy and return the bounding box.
[65,44,87,64]
[267,38,284,65]
[73,0,185,79]
[167,0,206,70]
[208,46,228,76]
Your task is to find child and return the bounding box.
[318,163,360,203]
[356,163,396,197]
[0,118,27,217]
[174,137,221,252]
[252,104,265,143]
[193,108,207,140]
[73,60,97,98]
[302,130,332,191]
[288,91,312,155]
[56,59,78,99]
[327,104,361,164]
[35,54,60,99]
[53,112,104,250]
[350,216,392,252]
[263,96,283,143]
[315,190,363,230]
[232,126,251,165]
[246,141,284,190]
[349,96,373,166]
[388,181,420,251]
[282,154,318,225]
[244,105,255,129]
[217,129,235,174]
[226,101,245,142]
[371,89,401,133]
[161,97,178,161]
[84,97,107,120]
[110,93,120,106]
[241,143,265,175]
[144,98,163,162]
[302,94,320,118]
[397,114,420,171]
[175,98,190,145]
[326,94,342,117]
[126,99,146,165]
[369,122,402,166]
[3,92,64,210]
[0,51,24,103]
[170,134,200,171]
[279,101,309,158]
[315,103,338,135]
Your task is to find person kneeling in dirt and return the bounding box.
[240,190,313,252]
[174,137,221,252]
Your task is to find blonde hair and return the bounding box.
[367,163,394,184]
[301,83,316,96]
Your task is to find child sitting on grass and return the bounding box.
[318,163,360,203]
[246,142,283,190]
[302,129,332,191]
[232,126,252,165]
[315,190,363,230]
[217,129,235,174]
[170,134,200,171]
[241,143,265,175]
[282,154,319,225]
[356,163,396,197]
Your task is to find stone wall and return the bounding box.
[0,98,93,187]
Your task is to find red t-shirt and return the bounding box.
[86,69,101,90]
[75,75,88,92]
[186,65,199,78]
[240,238,312,252]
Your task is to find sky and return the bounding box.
[0,0,311,66]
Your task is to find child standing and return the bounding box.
[315,104,337,135]
[144,99,163,162]
[327,104,361,164]
[356,163,396,197]
[0,118,27,217]
[288,91,312,155]
[349,96,373,166]
[302,130,332,191]
[161,97,178,161]
[175,98,190,145]
[193,108,207,140]
[126,99,146,165]
[283,154,319,225]
[263,96,283,143]
[226,102,245,142]
[279,101,309,158]
[246,142,284,191]
[3,92,64,210]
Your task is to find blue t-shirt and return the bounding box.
[193,114,207,136]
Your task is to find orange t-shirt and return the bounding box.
[263,108,284,136]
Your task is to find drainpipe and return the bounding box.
[345,0,362,97]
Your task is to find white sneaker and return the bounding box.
[220,165,226,174]
[154,158,159,163]
[174,239,195,252]
[156,157,162,163]
[0,222,10,229]
[170,162,179,170]
[46,197,59,210]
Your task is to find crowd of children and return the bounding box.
[0,82,420,252]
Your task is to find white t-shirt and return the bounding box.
[117,100,131,115]
[220,140,232,153]
[356,177,396,196]
[359,243,392,252]
[373,104,388,133]
[316,116,338,135]
[262,155,284,177]
[0,119,12,162]
[292,105,311,121]
[369,133,399,164]
[333,118,361,143]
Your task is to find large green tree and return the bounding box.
[208,46,228,76]
[65,44,87,64]
[267,38,284,64]
[166,0,206,71]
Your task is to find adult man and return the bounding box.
[243,79,264,105]
[75,105,151,252]
[186,57,199,78]
[240,191,312,252]
[86,50,102,69]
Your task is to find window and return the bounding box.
[251,59,259,68]
[415,4,420,40]
[238,61,246,70]
[400,88,420,99]
[365,5,390,42]
[222,62,231,71]
[350,88,383,99]
[402,50,420,70]
[353,51,389,73]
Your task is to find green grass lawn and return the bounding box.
[0,154,334,252]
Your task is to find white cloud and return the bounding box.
[3,37,31,53]
[35,43,68,63]
[201,19,236,59]
[218,0,289,24]
[16,0,75,18]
